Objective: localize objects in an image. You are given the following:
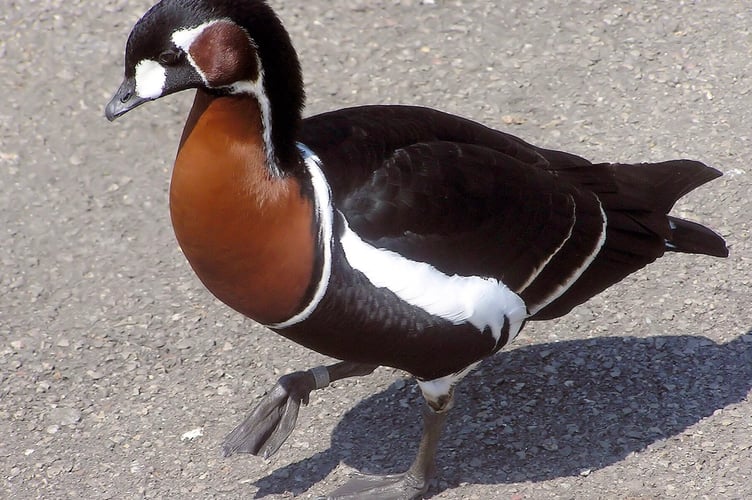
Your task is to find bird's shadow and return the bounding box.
[253,332,752,497]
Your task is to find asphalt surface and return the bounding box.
[2,0,751,498]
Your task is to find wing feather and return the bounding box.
[298,105,726,321]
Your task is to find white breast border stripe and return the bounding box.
[268,143,333,329]
[528,200,608,315]
[340,221,528,344]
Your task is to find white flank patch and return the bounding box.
[341,224,528,344]
[134,59,166,99]
[528,201,608,315]
[268,144,334,329]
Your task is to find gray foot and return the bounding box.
[327,471,429,500]
[222,370,315,458]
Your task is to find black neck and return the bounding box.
[198,0,306,168]
[236,1,305,167]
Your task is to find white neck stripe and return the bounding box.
[224,72,279,176]
[172,21,279,174]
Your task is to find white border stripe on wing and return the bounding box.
[528,200,608,315]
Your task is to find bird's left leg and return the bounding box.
[327,383,455,500]
[222,361,377,458]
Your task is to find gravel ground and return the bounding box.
[2,0,750,498]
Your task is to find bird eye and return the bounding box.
[158,49,183,66]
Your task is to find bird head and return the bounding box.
[105,0,305,162]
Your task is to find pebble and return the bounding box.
[180,427,204,441]
[175,338,193,349]
[49,407,81,426]
[392,378,406,390]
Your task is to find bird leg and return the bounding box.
[327,390,454,500]
[222,361,377,458]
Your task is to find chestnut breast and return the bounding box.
[170,90,316,324]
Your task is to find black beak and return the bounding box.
[105,77,150,121]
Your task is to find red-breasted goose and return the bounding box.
[105,1,728,497]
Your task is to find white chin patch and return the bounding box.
[134,59,166,99]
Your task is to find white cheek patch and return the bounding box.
[134,59,167,99]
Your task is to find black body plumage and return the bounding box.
[298,105,726,326]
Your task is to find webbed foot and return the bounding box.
[222,369,316,458]
[325,400,450,500]
[222,362,377,458]
[327,471,428,499]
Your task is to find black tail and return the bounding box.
[550,159,728,257]
[667,216,729,257]
[604,159,728,258]
[532,159,728,320]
